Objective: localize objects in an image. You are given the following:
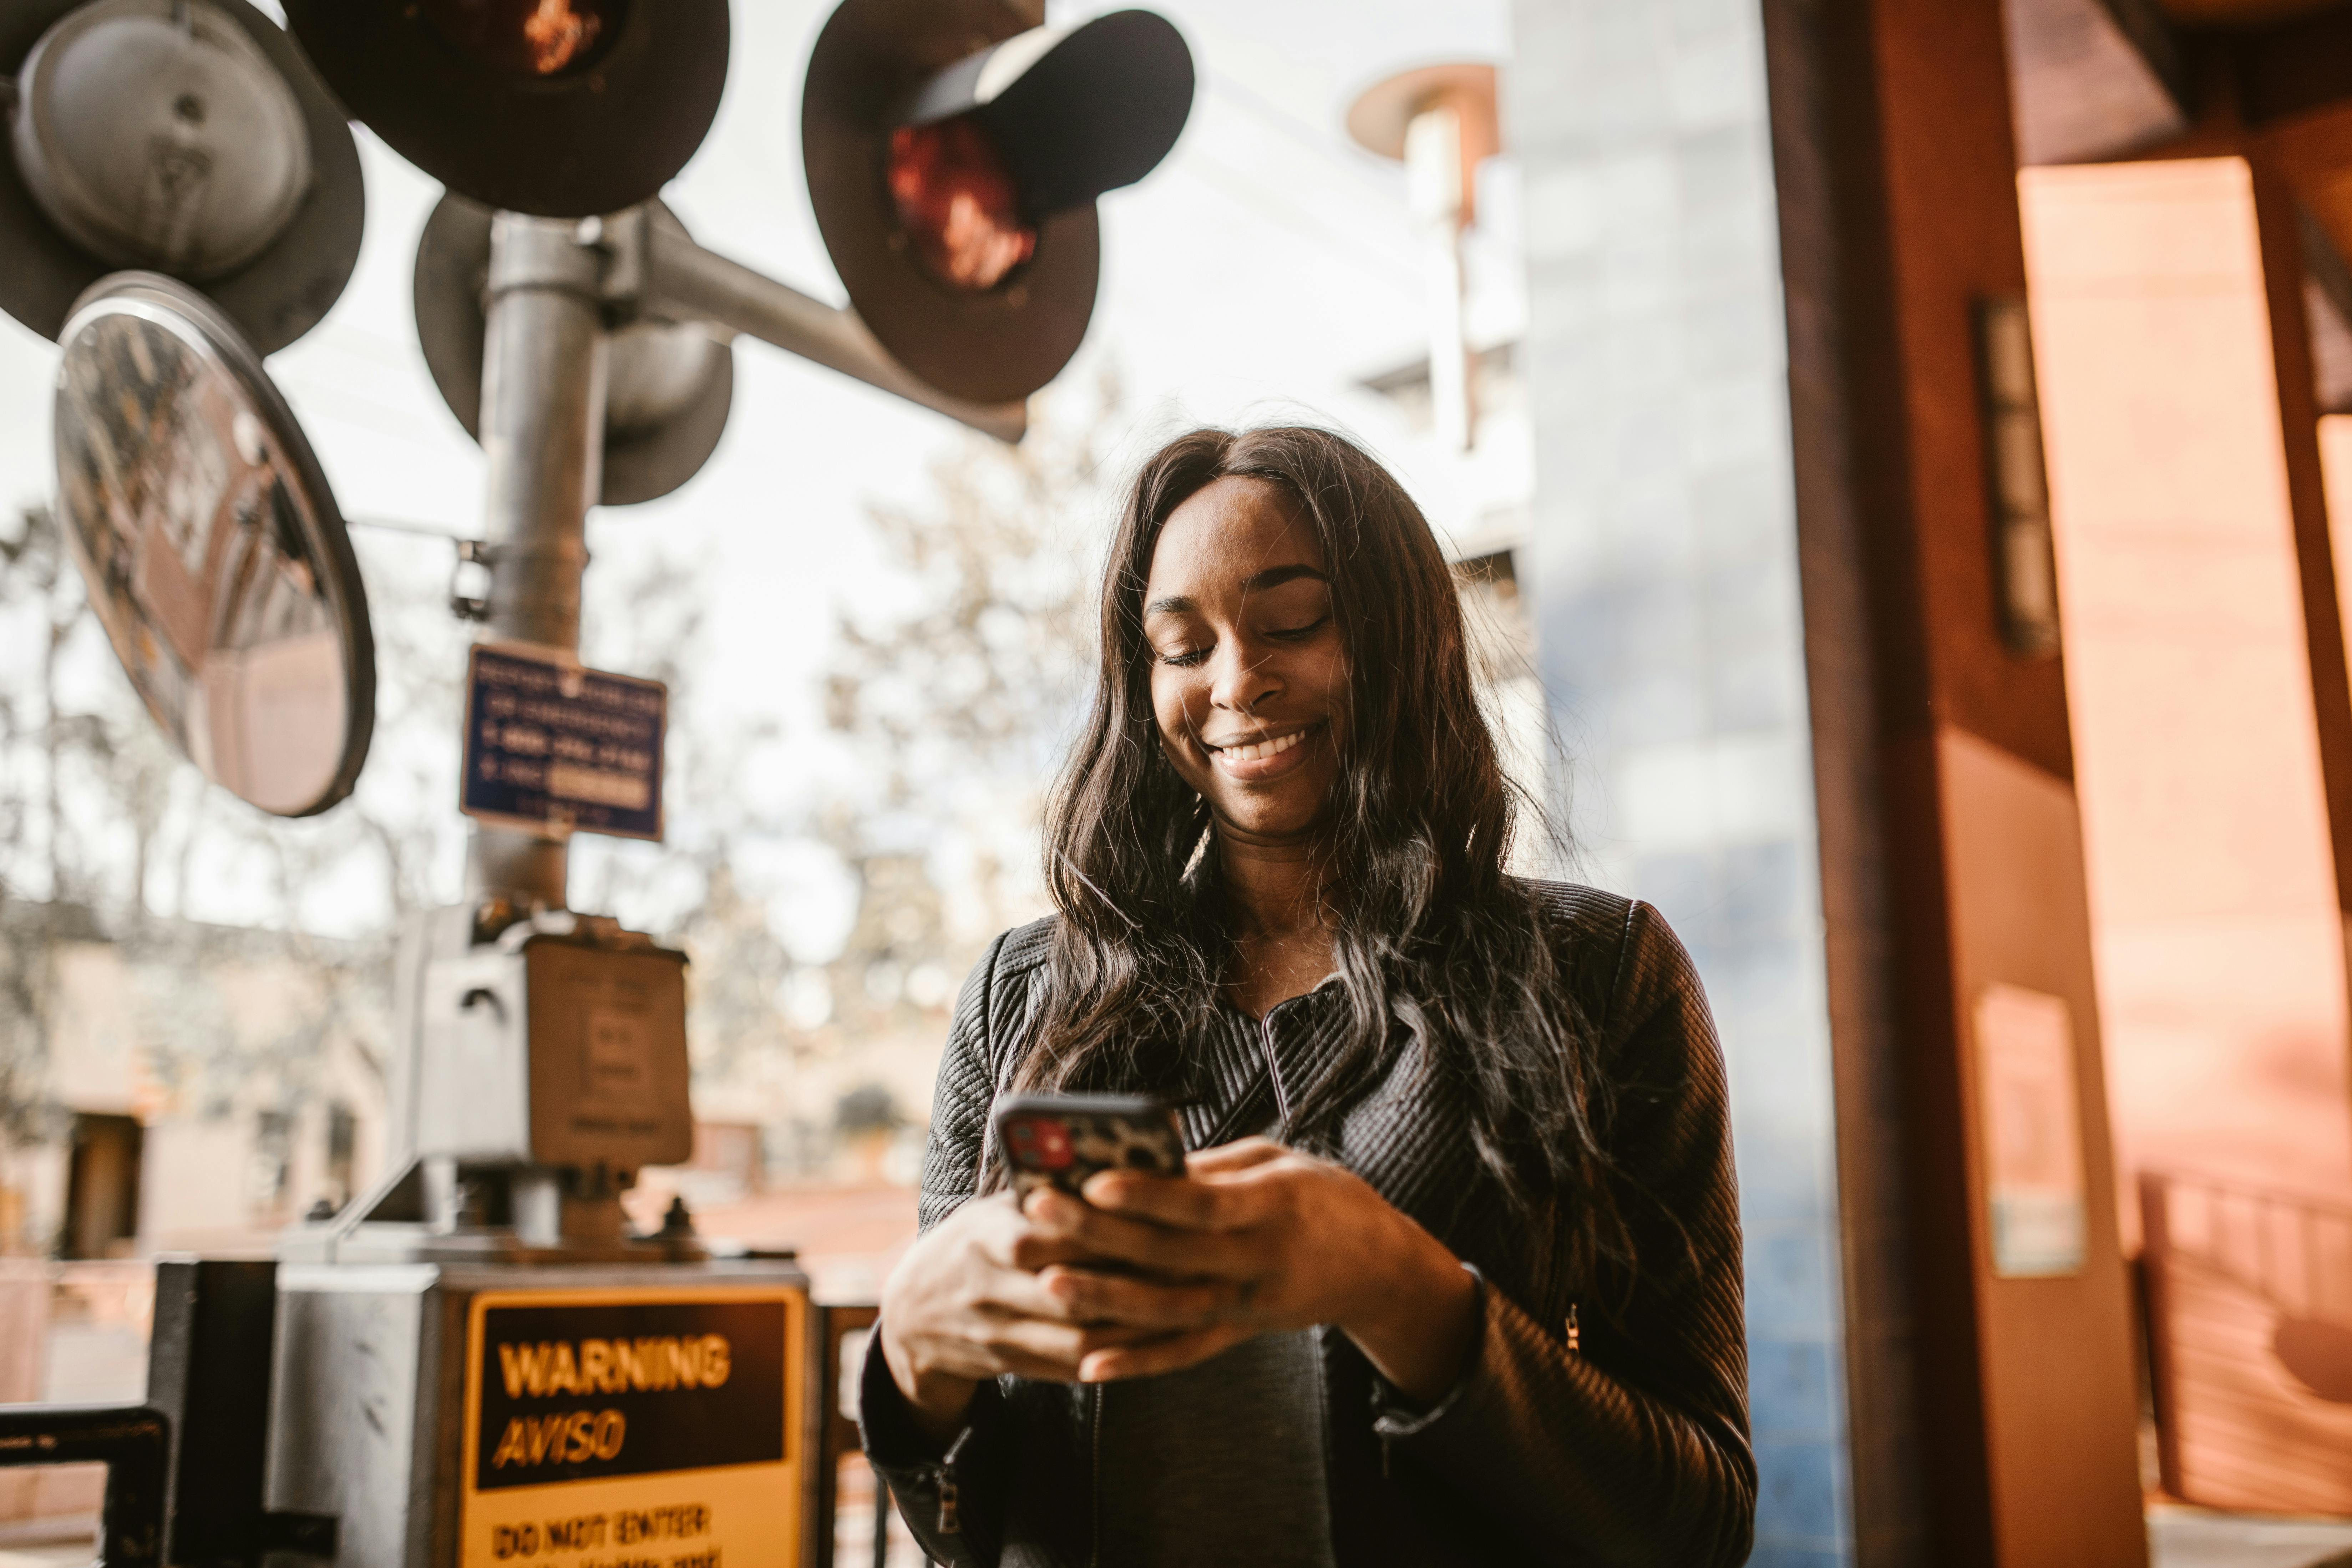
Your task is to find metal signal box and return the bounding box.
[267,1260,813,1568]
[415,923,694,1173]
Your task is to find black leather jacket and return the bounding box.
[858,882,1755,1567]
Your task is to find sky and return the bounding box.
[0,0,1521,945]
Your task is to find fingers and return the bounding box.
[1024,1188,1259,1278]
[1078,1168,1267,1230]
[1183,1137,1291,1174]
[968,1201,1092,1272]
[893,1191,1223,1386]
[1078,1324,1256,1383]
[969,1216,1241,1329]
[1034,1265,1243,1328]
[960,1313,1170,1382]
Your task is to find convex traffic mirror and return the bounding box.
[52,272,375,816]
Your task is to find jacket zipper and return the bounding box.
[1075,1002,1295,1563]
[1260,1014,1293,1138]
[1089,1381,1104,1568]
[935,1468,959,1535]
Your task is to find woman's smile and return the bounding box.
[1201,720,1324,780]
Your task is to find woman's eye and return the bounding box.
[1268,616,1330,641]
[1156,646,1208,668]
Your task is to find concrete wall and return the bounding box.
[1506,2,1851,1563]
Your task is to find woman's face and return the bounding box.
[1142,476,1348,843]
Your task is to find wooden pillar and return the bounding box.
[1765,0,2149,1563]
[2248,154,2352,930]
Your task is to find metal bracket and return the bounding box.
[449,537,495,621]
[641,218,1027,442]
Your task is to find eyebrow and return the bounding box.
[1144,564,1330,619]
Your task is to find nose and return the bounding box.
[1208,638,1278,716]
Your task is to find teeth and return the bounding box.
[1218,730,1305,763]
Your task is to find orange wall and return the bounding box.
[2019,158,2352,1238]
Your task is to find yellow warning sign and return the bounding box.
[460,1285,806,1568]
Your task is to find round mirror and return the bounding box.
[51,271,375,816]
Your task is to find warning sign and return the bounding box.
[461,1286,806,1568]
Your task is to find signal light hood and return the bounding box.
[902,10,1193,219]
[803,0,1193,407]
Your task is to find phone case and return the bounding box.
[992,1092,1186,1199]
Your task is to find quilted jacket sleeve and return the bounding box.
[1369,899,1757,1567]
[857,930,1015,1567]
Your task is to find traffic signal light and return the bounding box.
[282,0,729,220]
[0,0,362,352]
[805,1,1193,404]
[19,0,1198,830]
[414,195,735,507]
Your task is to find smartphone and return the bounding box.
[992,1092,1186,1201]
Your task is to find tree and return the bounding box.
[811,367,1119,1041]
[0,504,431,1242]
[0,357,1130,1227]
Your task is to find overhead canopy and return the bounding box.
[1999,0,2352,312]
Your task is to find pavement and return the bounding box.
[13,1507,2351,1568]
[2150,1506,2352,1568]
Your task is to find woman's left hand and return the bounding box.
[1019,1137,1482,1403]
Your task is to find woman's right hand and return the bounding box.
[878,1190,1242,1445]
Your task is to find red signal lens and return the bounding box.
[417,0,621,78]
[887,117,1037,292]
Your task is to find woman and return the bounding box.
[859,427,1753,1567]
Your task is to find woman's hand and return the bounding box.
[878,1190,1244,1445]
[1022,1137,1482,1403]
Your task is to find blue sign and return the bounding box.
[461,643,665,842]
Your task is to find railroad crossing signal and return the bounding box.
[806,1,1194,402]
[1,6,1198,1561]
[5,0,1197,805]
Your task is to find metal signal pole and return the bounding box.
[466,213,610,914]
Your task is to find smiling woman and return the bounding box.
[858,426,1755,1567]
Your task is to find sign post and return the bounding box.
[465,211,610,915]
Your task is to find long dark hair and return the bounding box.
[1021,425,1626,1271]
